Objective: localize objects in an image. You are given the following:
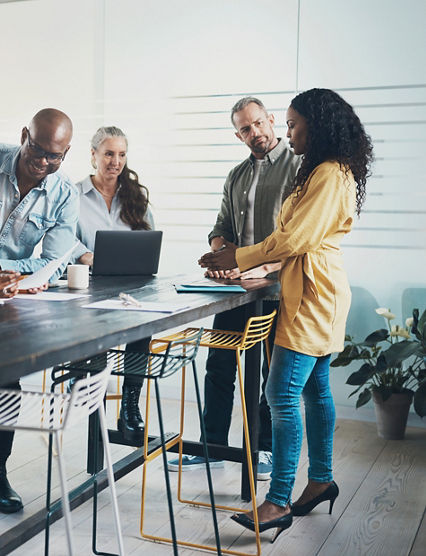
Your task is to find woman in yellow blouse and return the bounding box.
[199,88,373,541]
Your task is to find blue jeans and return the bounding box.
[265,346,335,507]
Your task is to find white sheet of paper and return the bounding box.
[82,299,189,314]
[16,292,90,301]
[18,243,79,290]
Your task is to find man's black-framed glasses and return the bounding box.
[26,129,65,164]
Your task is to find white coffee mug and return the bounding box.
[67,264,89,289]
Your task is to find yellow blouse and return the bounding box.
[236,161,356,356]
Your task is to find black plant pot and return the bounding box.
[372,391,413,440]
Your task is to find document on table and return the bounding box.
[174,278,246,293]
[17,243,79,290]
[16,292,90,301]
[82,299,190,314]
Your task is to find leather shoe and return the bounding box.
[292,480,339,516]
[231,509,292,543]
[0,466,23,514]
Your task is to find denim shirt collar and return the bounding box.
[0,145,20,186]
[0,144,49,191]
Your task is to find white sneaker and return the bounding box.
[257,451,272,480]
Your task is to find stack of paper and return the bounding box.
[17,243,79,290]
[82,299,190,314]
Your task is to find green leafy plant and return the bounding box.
[331,308,426,417]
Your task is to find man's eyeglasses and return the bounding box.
[26,129,65,164]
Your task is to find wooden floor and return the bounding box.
[2,396,425,556]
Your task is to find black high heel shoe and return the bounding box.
[292,481,339,516]
[231,509,293,543]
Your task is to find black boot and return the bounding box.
[0,463,23,514]
[117,385,144,442]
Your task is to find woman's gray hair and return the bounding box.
[90,126,128,150]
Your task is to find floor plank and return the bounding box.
[3,399,425,556]
[409,508,426,556]
[318,428,426,556]
[267,420,387,556]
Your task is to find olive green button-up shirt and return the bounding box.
[208,139,300,247]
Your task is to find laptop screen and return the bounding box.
[92,230,162,276]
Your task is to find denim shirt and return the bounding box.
[0,144,79,281]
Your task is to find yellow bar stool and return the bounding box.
[143,309,277,556]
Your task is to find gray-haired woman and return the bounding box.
[74,126,153,442]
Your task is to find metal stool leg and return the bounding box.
[91,408,101,555]
[154,377,179,555]
[98,403,125,555]
[44,376,69,556]
[175,354,261,555]
[236,350,261,555]
[140,363,182,549]
[44,432,54,556]
[54,430,74,556]
[91,405,123,556]
[191,360,222,555]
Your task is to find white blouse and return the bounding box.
[72,175,154,262]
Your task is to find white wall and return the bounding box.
[1,0,425,419]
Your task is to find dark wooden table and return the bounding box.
[0,274,278,554]
[0,274,277,384]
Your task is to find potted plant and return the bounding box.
[331,308,426,439]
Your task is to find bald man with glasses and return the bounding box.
[0,108,79,513]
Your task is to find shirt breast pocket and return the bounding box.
[19,213,55,246]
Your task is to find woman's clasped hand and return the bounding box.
[198,237,238,271]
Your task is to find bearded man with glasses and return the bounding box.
[0,108,78,513]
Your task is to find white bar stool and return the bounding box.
[0,366,125,556]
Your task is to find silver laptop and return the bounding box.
[92,230,162,276]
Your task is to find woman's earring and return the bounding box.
[91,157,97,170]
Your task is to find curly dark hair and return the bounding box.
[91,126,150,230]
[290,88,374,215]
[117,165,150,230]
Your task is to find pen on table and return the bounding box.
[119,292,143,308]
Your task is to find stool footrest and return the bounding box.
[108,429,178,449]
[167,439,257,465]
